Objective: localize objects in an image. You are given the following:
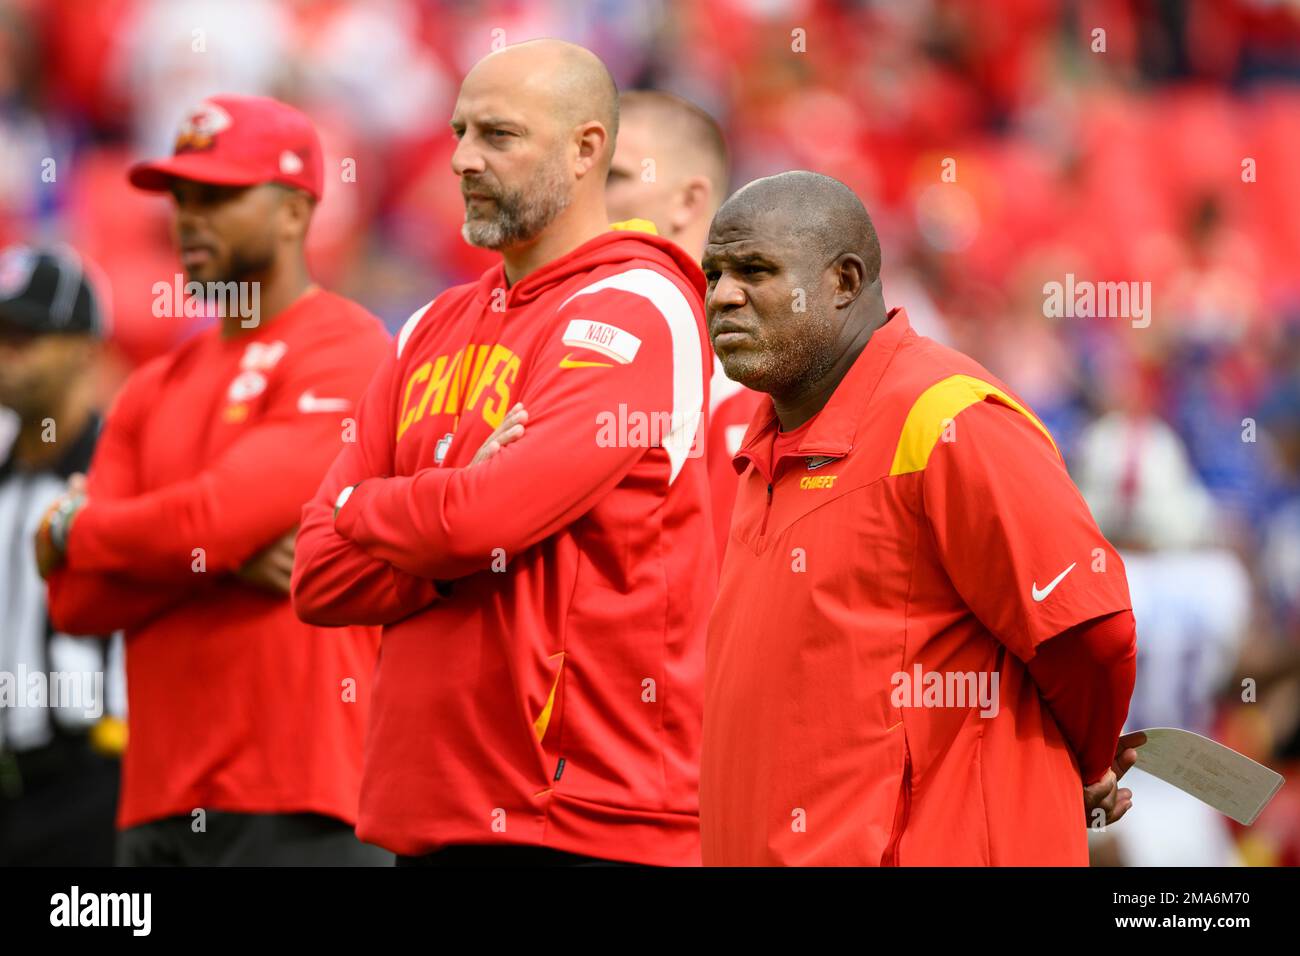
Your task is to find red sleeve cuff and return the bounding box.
[1027,609,1138,785]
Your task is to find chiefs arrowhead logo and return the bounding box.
[174,102,233,154]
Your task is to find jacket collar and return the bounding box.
[732,306,911,475]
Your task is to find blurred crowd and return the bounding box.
[2,0,1299,865]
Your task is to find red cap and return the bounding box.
[128,94,324,201]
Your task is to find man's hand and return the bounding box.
[237,528,298,595]
[34,473,88,578]
[469,403,527,467]
[35,503,62,577]
[1083,731,1147,829]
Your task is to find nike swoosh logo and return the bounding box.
[558,352,613,369]
[297,390,352,414]
[1031,562,1077,602]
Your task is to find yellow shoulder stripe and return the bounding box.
[889,374,1059,476]
[609,218,658,235]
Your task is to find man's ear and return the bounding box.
[669,176,713,234]
[832,253,867,309]
[574,121,610,179]
[278,188,315,242]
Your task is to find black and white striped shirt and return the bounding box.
[0,408,125,754]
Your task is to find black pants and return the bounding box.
[116,811,392,867]
[396,844,637,867]
[0,737,120,866]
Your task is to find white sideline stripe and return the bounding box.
[560,269,704,484]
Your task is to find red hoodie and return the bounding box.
[293,228,716,865]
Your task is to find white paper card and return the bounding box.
[1132,727,1284,825]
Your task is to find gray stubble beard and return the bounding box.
[462,156,574,250]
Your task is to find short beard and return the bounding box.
[189,244,274,288]
[224,245,276,286]
[718,311,841,400]
[462,158,573,250]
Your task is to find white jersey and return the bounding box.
[1122,548,1249,735]
[1091,547,1250,866]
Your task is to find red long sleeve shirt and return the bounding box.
[47,289,389,829]
[1026,608,1138,785]
[293,229,716,865]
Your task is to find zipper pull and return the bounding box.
[759,482,775,536]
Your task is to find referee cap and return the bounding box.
[0,244,108,338]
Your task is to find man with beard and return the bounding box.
[293,40,714,866]
[39,95,391,865]
[699,171,1141,865]
[604,90,765,558]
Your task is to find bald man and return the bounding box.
[294,40,715,867]
[699,171,1141,865]
[605,90,765,558]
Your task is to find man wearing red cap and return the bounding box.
[38,94,391,865]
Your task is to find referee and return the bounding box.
[0,244,124,865]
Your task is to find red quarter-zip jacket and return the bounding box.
[702,308,1135,865]
[292,227,715,865]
